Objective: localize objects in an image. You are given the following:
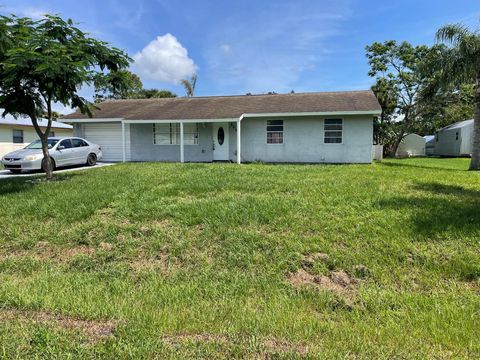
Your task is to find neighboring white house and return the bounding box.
[396,133,426,157]
[434,119,473,157]
[61,90,382,164]
[0,115,73,158]
[424,135,435,156]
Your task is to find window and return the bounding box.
[435,133,439,142]
[12,129,24,144]
[72,139,88,147]
[456,131,459,141]
[183,124,199,145]
[49,131,55,138]
[59,139,73,149]
[324,119,343,144]
[153,123,199,145]
[266,120,284,144]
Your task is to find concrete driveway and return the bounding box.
[0,162,115,180]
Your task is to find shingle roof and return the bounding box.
[61,90,381,121]
[0,113,73,129]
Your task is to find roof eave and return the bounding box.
[62,110,382,123]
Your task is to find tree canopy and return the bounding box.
[366,39,475,156]
[0,14,131,179]
[182,74,197,97]
[94,70,177,101]
[430,23,480,170]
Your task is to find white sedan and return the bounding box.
[1,137,103,174]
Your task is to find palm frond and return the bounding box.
[436,24,470,45]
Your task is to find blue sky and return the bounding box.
[1,0,478,104]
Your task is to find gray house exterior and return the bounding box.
[62,90,381,164]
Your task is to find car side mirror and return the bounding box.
[57,145,65,150]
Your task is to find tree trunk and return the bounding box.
[29,113,54,180]
[469,84,480,170]
[40,134,54,180]
[391,133,405,158]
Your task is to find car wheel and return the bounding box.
[86,153,97,166]
[41,157,56,173]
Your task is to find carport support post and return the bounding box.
[180,121,185,163]
[237,118,241,164]
[121,121,126,162]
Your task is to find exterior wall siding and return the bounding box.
[434,123,473,157]
[238,116,373,163]
[0,125,72,158]
[130,123,213,162]
[73,116,375,164]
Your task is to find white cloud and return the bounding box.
[220,44,232,55]
[133,34,197,84]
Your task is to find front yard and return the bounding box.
[0,158,479,358]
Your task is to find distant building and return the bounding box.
[0,114,72,158]
[396,134,426,157]
[434,119,473,157]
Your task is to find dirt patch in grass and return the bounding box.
[161,333,308,355]
[152,219,175,229]
[0,243,101,264]
[162,333,230,346]
[0,309,118,342]
[262,337,309,356]
[128,253,180,274]
[288,268,358,299]
[304,252,329,263]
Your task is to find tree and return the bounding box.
[371,78,397,149]
[0,15,131,180]
[416,84,474,134]
[366,41,437,156]
[94,70,143,102]
[137,89,177,98]
[181,74,197,97]
[430,23,480,170]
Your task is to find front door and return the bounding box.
[212,123,229,161]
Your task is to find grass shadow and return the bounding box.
[0,173,77,197]
[381,161,468,172]
[376,181,480,238]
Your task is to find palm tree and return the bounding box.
[435,23,480,170]
[181,74,197,97]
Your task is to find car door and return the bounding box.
[71,138,90,164]
[55,139,74,166]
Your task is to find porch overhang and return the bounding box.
[120,117,243,164]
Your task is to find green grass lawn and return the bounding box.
[0,158,479,358]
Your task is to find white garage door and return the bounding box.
[83,123,123,162]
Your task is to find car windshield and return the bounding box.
[25,139,59,149]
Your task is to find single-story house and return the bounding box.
[424,135,435,156]
[434,119,474,157]
[61,90,382,164]
[396,133,426,157]
[0,115,73,158]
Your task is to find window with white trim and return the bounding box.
[266,120,284,144]
[324,119,343,144]
[153,123,199,145]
